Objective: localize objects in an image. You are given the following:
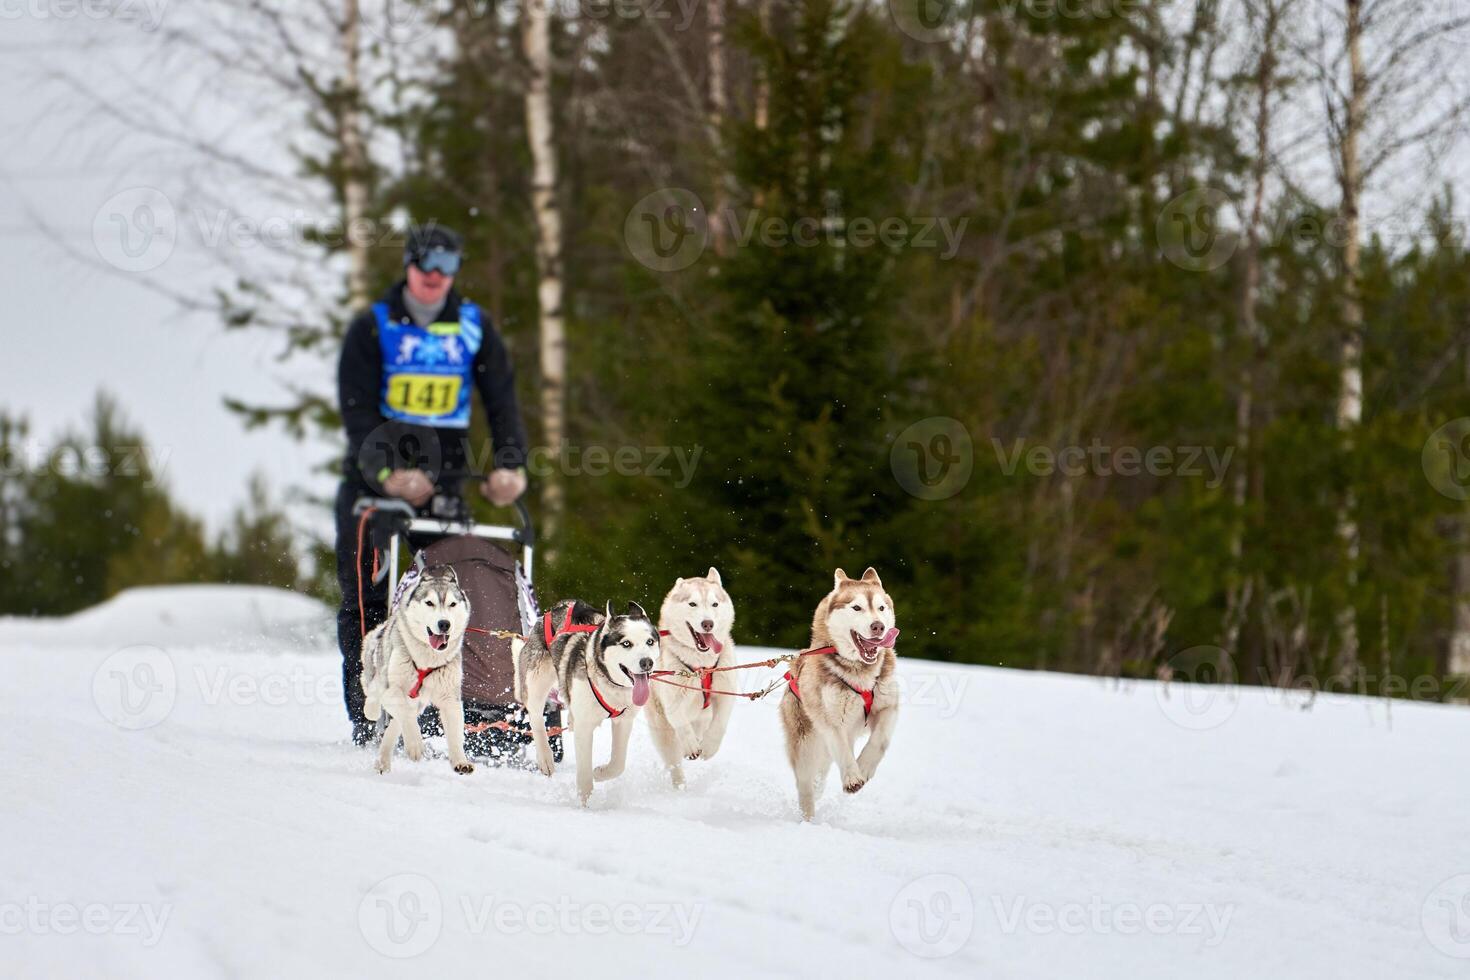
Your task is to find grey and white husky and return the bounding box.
[645,568,737,788]
[361,565,474,776]
[512,600,662,805]
[780,567,900,821]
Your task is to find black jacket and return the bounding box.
[338,282,529,489]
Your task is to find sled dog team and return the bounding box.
[360,565,899,819]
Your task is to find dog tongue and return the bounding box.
[631,673,651,707]
[428,632,447,651]
[698,634,724,655]
[878,627,899,649]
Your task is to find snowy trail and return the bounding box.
[3,586,1469,978]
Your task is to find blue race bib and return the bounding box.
[375,301,484,428]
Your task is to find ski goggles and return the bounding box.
[407,246,463,277]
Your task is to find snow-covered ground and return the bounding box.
[2,585,1469,978]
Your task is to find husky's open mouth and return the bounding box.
[686,623,724,655]
[851,627,900,665]
[620,665,652,707]
[426,627,450,652]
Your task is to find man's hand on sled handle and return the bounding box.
[382,468,434,507]
[481,467,528,507]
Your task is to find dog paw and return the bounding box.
[685,748,702,761]
[376,761,391,775]
[453,762,475,775]
[593,765,622,781]
[405,745,424,762]
[536,755,555,777]
[843,776,866,794]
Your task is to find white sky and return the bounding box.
[1,13,338,539]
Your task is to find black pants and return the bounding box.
[334,483,452,728]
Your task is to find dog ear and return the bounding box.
[706,566,721,585]
[860,567,882,586]
[444,566,460,587]
[833,567,850,589]
[627,600,648,619]
[604,600,614,622]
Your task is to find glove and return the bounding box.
[481,467,527,507]
[382,468,434,507]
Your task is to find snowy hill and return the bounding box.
[3,586,1469,978]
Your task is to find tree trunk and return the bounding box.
[1334,0,1366,670]
[1452,342,1470,679]
[708,0,730,256]
[340,0,371,311]
[523,0,566,556]
[1224,0,1285,669]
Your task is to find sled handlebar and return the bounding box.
[351,494,536,549]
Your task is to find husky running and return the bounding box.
[779,567,900,820]
[644,568,738,788]
[361,565,474,775]
[512,599,661,805]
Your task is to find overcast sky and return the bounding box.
[2,12,337,539]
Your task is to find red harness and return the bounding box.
[658,629,717,709]
[546,609,622,719]
[783,648,875,720]
[587,676,624,719]
[545,608,600,645]
[408,666,437,699]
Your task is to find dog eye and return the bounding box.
[646,638,655,646]
[622,640,632,648]
[712,601,719,607]
[851,604,862,611]
[425,599,436,608]
[448,602,457,608]
[688,601,697,607]
[878,605,885,611]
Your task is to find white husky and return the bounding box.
[780,567,900,820]
[644,568,737,788]
[361,565,474,775]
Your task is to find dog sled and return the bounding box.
[351,492,563,767]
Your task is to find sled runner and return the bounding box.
[351,493,563,767]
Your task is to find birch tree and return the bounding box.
[1309,0,1470,670]
[523,0,567,549]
